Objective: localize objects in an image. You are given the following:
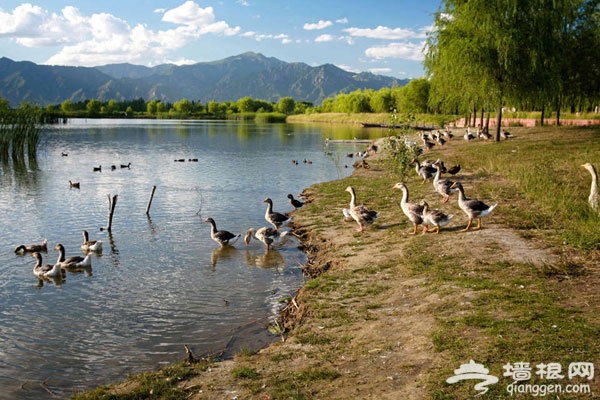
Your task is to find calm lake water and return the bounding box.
[0,119,380,399]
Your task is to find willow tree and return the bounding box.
[424,0,596,139]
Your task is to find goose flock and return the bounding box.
[202,195,296,252]
[15,230,102,284]
[349,152,498,234]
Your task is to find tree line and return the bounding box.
[424,0,600,140]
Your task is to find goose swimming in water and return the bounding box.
[81,230,102,252]
[31,252,62,278]
[69,180,80,189]
[244,227,291,251]
[204,217,240,247]
[14,239,48,254]
[54,243,92,268]
[263,198,291,231]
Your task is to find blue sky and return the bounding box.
[0,1,441,78]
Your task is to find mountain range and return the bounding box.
[0,52,407,107]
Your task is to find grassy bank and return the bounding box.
[73,125,600,399]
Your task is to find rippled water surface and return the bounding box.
[0,119,378,399]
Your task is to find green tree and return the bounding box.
[147,100,157,114]
[173,98,192,114]
[86,99,102,115]
[399,79,430,114]
[237,96,255,113]
[61,100,74,113]
[277,97,296,115]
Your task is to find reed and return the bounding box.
[0,103,43,162]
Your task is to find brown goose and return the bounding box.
[412,158,437,184]
[344,186,379,232]
[204,218,240,247]
[14,239,48,254]
[287,194,304,209]
[69,180,80,189]
[432,163,457,203]
[54,243,92,268]
[392,182,424,235]
[450,182,497,231]
[31,252,62,278]
[263,198,290,231]
[81,230,102,252]
[421,201,454,234]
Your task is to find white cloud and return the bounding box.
[0,2,241,66]
[344,25,426,40]
[368,67,392,74]
[336,17,348,24]
[336,64,359,73]
[250,32,290,44]
[303,20,333,30]
[365,41,426,61]
[315,34,334,42]
[162,1,215,26]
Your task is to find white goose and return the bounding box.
[204,217,240,247]
[54,243,92,268]
[81,230,102,252]
[581,162,598,211]
[450,182,497,231]
[344,186,379,232]
[263,198,291,231]
[392,182,424,235]
[244,227,291,251]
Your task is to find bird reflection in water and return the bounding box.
[35,274,65,288]
[245,248,286,269]
[63,264,93,277]
[209,245,238,270]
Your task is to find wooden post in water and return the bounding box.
[146,186,157,216]
[106,194,118,232]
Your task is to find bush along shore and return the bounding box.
[74,125,600,399]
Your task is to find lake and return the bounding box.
[0,119,380,399]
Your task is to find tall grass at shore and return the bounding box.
[0,104,43,162]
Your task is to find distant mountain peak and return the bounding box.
[0,53,407,107]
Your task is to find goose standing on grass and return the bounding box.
[54,243,92,268]
[392,182,424,235]
[287,194,304,209]
[421,201,454,234]
[581,162,598,211]
[204,217,240,247]
[450,182,497,231]
[447,164,461,176]
[433,163,457,203]
[344,186,379,232]
[31,252,62,278]
[81,230,102,252]
[263,198,291,231]
[244,227,291,251]
[14,239,48,254]
[412,159,437,184]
